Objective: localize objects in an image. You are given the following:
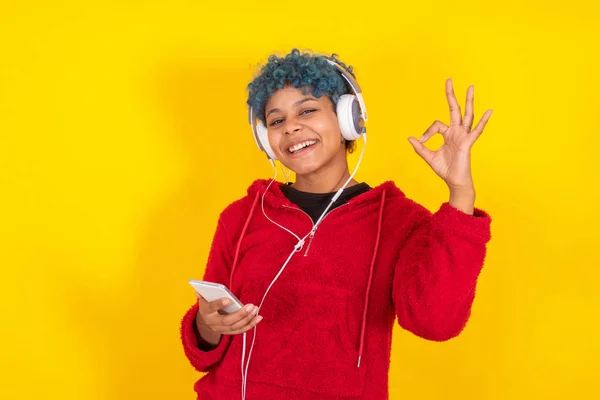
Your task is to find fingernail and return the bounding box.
[256,316,263,322]
[244,304,254,312]
[222,299,230,306]
[419,135,425,143]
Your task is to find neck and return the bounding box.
[292,153,358,193]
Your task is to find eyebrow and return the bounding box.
[265,98,318,119]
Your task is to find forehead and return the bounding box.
[266,85,332,110]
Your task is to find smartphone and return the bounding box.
[188,279,243,314]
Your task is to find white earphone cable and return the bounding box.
[242,162,307,400]
[313,133,367,230]
[242,134,367,400]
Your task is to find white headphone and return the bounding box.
[248,58,368,161]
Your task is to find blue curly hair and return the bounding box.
[246,48,357,152]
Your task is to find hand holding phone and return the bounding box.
[189,280,244,314]
[189,280,263,346]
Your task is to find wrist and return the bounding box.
[448,187,476,215]
[195,315,221,348]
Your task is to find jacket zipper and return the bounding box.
[304,231,315,257]
[281,202,350,256]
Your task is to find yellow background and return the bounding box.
[1,1,598,399]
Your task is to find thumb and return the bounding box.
[407,137,433,163]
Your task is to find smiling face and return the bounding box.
[264,85,347,176]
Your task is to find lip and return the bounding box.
[284,138,319,150]
[285,139,319,158]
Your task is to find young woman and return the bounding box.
[180,48,493,400]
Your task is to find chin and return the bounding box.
[278,154,317,174]
[288,162,321,176]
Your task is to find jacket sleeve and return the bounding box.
[180,215,234,372]
[392,201,492,341]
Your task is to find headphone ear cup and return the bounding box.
[336,94,364,141]
[256,120,278,160]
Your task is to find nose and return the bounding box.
[283,117,302,135]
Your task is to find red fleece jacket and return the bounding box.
[180,179,492,399]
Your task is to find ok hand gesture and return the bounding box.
[408,79,493,192]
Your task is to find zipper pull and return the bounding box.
[304,231,315,257]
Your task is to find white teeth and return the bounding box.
[289,140,316,153]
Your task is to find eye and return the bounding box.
[268,109,317,127]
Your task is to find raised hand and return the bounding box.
[408,79,493,193]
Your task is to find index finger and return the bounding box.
[446,78,462,126]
